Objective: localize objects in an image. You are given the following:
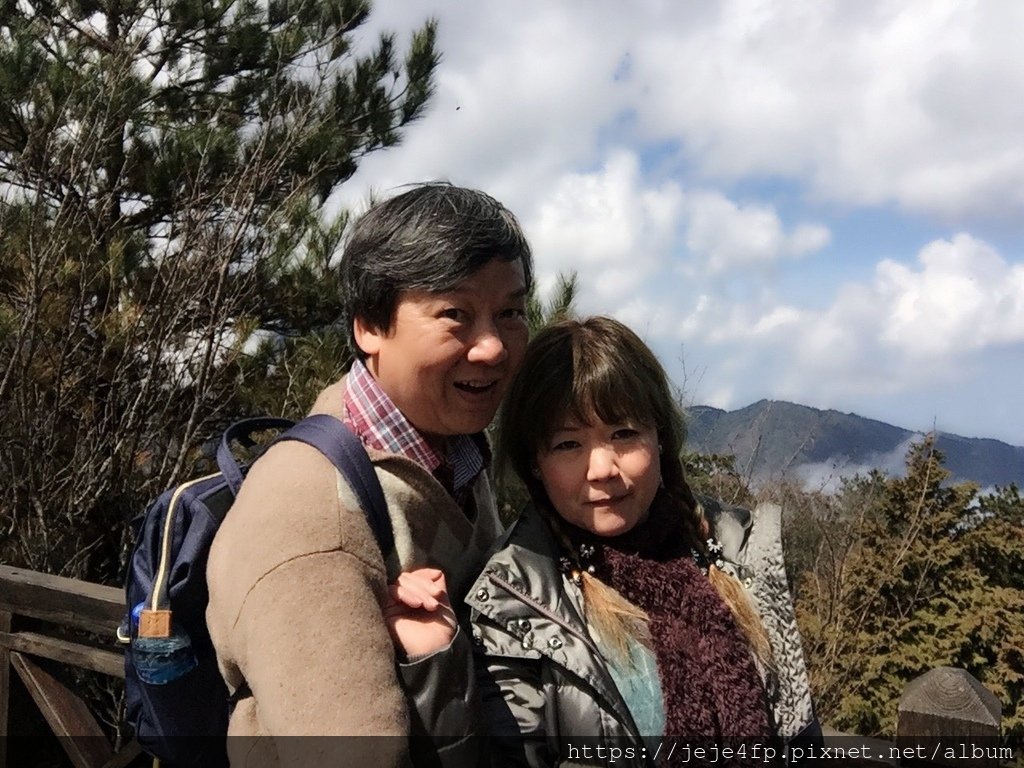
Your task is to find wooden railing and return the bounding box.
[0,565,1012,767]
[0,565,141,768]
[819,665,1006,766]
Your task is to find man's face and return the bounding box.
[355,258,529,443]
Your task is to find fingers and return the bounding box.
[387,568,451,612]
[382,599,457,628]
[387,582,437,611]
[384,605,458,657]
[383,568,457,656]
[408,567,446,586]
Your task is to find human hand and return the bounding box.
[383,568,457,659]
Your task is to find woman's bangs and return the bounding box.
[573,354,654,430]
[526,361,578,451]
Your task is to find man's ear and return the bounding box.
[352,315,383,357]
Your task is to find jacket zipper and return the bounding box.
[485,571,653,766]
[486,572,601,657]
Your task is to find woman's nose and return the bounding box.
[586,445,620,482]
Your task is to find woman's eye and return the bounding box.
[550,440,579,452]
[499,307,526,320]
[440,308,465,321]
[612,428,640,440]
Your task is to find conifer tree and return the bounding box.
[794,439,1023,750]
[0,0,437,580]
[492,271,579,522]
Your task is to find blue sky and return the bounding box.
[335,0,1024,447]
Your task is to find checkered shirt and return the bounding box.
[343,359,486,495]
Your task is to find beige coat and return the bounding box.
[206,378,503,766]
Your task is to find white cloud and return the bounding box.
[632,232,1023,439]
[804,234,1024,372]
[703,234,1024,400]
[528,150,683,301]
[702,386,736,411]
[794,434,923,493]
[623,0,1024,218]
[683,191,829,272]
[333,2,634,215]
[752,306,804,336]
[878,235,1024,355]
[631,290,805,349]
[341,1,1024,222]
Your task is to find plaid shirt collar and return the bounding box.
[342,359,486,494]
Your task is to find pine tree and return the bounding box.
[492,271,579,522]
[525,270,577,331]
[0,0,437,580]
[794,439,1024,752]
[955,484,1024,751]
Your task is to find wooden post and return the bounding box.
[0,609,11,768]
[896,667,1002,767]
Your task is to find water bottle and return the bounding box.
[130,602,198,685]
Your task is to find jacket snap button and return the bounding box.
[472,633,484,646]
[475,588,489,602]
[521,637,533,649]
[517,619,532,631]
[548,637,563,650]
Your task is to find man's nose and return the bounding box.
[586,446,620,482]
[466,323,508,365]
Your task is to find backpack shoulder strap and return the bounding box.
[276,414,394,556]
[217,417,296,495]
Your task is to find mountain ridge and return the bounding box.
[685,399,1024,490]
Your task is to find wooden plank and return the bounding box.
[0,631,124,678]
[0,610,10,768]
[101,740,143,768]
[0,566,123,636]
[10,652,114,768]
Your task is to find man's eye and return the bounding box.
[440,308,465,321]
[499,307,526,320]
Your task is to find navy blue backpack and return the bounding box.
[120,414,392,767]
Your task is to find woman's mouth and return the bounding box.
[585,494,629,506]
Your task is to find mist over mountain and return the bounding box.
[686,400,1024,491]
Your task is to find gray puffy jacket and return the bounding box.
[465,498,820,767]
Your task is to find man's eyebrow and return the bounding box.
[448,285,529,300]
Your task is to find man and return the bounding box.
[206,183,532,766]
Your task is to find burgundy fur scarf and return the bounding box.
[565,499,777,756]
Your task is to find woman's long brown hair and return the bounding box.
[496,316,772,666]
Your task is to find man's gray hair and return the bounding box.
[340,182,533,358]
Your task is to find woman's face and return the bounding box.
[536,417,662,537]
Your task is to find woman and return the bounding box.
[462,316,821,766]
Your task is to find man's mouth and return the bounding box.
[454,379,498,394]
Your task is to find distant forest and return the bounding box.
[684,442,1023,753]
